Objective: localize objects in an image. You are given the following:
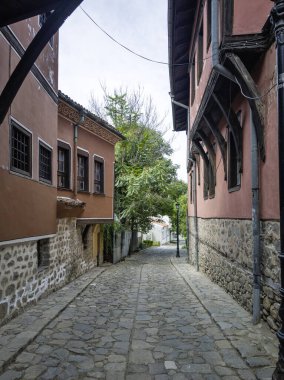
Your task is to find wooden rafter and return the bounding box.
[0,0,83,125]
[212,92,243,172]
[203,114,227,180]
[226,53,265,161]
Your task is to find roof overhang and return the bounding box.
[168,0,198,131]
[0,0,65,27]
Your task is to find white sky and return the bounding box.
[58,0,187,182]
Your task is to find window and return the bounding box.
[77,154,88,192]
[228,130,240,191]
[190,173,193,204]
[94,156,104,194]
[203,160,209,200]
[39,142,52,183]
[10,122,32,177]
[57,144,70,188]
[39,12,54,47]
[197,21,204,84]
[37,239,50,270]
[207,0,212,49]
[191,57,196,105]
[228,111,241,191]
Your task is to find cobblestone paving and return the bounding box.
[0,247,278,379]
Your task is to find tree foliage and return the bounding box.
[90,88,187,233]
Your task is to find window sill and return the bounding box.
[93,192,105,196]
[78,190,91,195]
[228,185,241,193]
[57,187,72,191]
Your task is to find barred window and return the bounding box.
[94,156,104,194]
[57,145,70,188]
[78,154,88,192]
[39,142,52,183]
[10,122,32,176]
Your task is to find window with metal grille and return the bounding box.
[94,156,104,194]
[207,0,212,50]
[10,122,32,176]
[39,142,52,183]
[191,57,196,105]
[78,154,88,192]
[57,146,70,188]
[228,111,241,191]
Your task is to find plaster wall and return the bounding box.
[57,115,115,220]
[188,45,279,221]
[233,0,272,35]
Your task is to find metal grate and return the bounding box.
[11,123,31,176]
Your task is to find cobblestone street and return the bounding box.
[0,246,278,380]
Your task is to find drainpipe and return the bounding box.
[211,0,237,83]
[271,1,284,378]
[251,113,261,324]
[73,124,78,198]
[189,157,199,271]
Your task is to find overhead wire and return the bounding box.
[80,6,277,99]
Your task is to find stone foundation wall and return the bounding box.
[0,218,97,324]
[188,217,280,332]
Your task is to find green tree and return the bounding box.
[90,88,178,233]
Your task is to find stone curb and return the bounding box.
[171,258,278,374]
[0,267,107,374]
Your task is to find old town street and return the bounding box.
[0,247,278,380]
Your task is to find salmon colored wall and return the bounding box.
[0,20,58,242]
[10,18,58,90]
[188,37,279,221]
[0,168,57,242]
[191,2,213,126]
[57,114,115,220]
[233,0,272,35]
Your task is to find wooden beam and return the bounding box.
[196,130,216,184]
[212,92,243,172]
[0,0,83,125]
[203,114,227,180]
[226,53,265,161]
[0,0,62,27]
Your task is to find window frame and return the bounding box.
[10,120,32,177]
[207,0,212,50]
[77,151,89,193]
[227,112,242,192]
[191,56,196,106]
[39,140,52,184]
[57,141,71,189]
[94,155,105,194]
[197,20,204,84]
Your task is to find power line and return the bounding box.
[80,6,196,67]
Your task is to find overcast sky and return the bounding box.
[58,0,187,181]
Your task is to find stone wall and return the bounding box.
[0,218,97,324]
[188,217,280,331]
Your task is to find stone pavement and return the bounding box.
[0,246,278,379]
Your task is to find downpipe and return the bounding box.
[271,1,284,378]
[212,0,261,324]
[251,113,261,325]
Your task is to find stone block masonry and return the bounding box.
[188,217,280,332]
[0,218,97,324]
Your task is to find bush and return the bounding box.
[152,241,160,246]
[143,240,153,247]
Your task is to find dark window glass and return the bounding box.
[197,21,204,84]
[39,142,52,183]
[94,158,104,193]
[191,57,196,105]
[11,123,31,176]
[77,154,88,192]
[207,0,212,49]
[190,173,193,204]
[228,131,239,190]
[57,147,70,188]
